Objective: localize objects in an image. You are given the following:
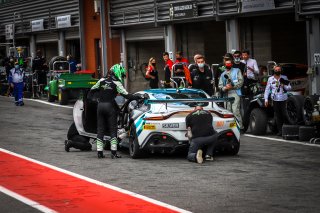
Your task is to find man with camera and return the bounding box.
[218,59,244,130]
[264,65,291,136]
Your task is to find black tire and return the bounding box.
[67,122,79,140]
[286,95,305,125]
[58,88,68,105]
[47,87,55,102]
[282,124,299,140]
[299,126,317,141]
[129,125,144,159]
[229,142,240,155]
[249,108,268,135]
[303,95,320,126]
[140,63,148,78]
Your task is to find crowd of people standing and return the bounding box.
[144,50,291,134]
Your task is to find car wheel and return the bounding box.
[58,88,68,105]
[249,108,268,135]
[229,142,240,155]
[47,87,55,102]
[303,95,320,126]
[286,95,305,125]
[67,122,78,140]
[129,124,144,159]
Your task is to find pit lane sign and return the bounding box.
[170,1,198,20]
[56,15,71,28]
[5,24,14,40]
[242,0,275,13]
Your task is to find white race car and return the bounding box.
[70,88,240,158]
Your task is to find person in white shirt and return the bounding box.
[264,65,291,136]
[241,50,259,80]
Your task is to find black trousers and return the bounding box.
[187,134,217,162]
[97,102,117,141]
[70,135,92,151]
[273,100,287,133]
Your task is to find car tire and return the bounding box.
[229,142,240,156]
[286,95,305,125]
[282,124,299,140]
[67,122,78,140]
[129,125,144,159]
[47,88,55,102]
[303,95,320,126]
[249,108,268,135]
[299,126,317,141]
[58,88,68,105]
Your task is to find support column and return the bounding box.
[58,31,66,57]
[225,19,240,53]
[165,25,176,61]
[100,0,108,77]
[121,30,128,89]
[307,17,320,95]
[29,35,36,58]
[79,0,86,69]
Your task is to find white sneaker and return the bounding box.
[196,149,203,164]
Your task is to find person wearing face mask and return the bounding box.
[8,61,25,106]
[218,59,244,130]
[264,65,291,136]
[189,54,214,96]
[145,57,159,89]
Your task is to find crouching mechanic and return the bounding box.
[90,64,144,159]
[186,106,217,164]
[8,61,25,106]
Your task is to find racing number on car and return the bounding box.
[143,124,156,130]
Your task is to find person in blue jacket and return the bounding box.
[8,61,25,106]
[67,54,77,73]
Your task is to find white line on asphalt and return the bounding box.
[0,186,57,213]
[0,96,73,109]
[25,99,73,109]
[0,148,192,213]
[244,134,320,147]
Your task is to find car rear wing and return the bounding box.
[145,97,235,109]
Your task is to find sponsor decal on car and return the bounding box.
[229,122,236,128]
[162,123,179,128]
[143,124,156,130]
[216,121,224,127]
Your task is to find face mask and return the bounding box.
[15,65,20,69]
[197,63,204,68]
[152,63,156,66]
[263,71,268,76]
[234,57,240,64]
[176,57,181,60]
[225,63,232,69]
[274,71,281,76]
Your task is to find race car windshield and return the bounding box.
[153,93,208,107]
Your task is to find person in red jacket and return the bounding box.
[163,52,173,88]
[175,51,189,66]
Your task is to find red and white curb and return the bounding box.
[0,148,191,213]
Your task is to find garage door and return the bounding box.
[125,27,164,42]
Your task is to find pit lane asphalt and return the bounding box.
[1,96,320,213]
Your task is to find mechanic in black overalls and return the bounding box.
[189,54,214,96]
[90,64,143,159]
[186,106,217,164]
